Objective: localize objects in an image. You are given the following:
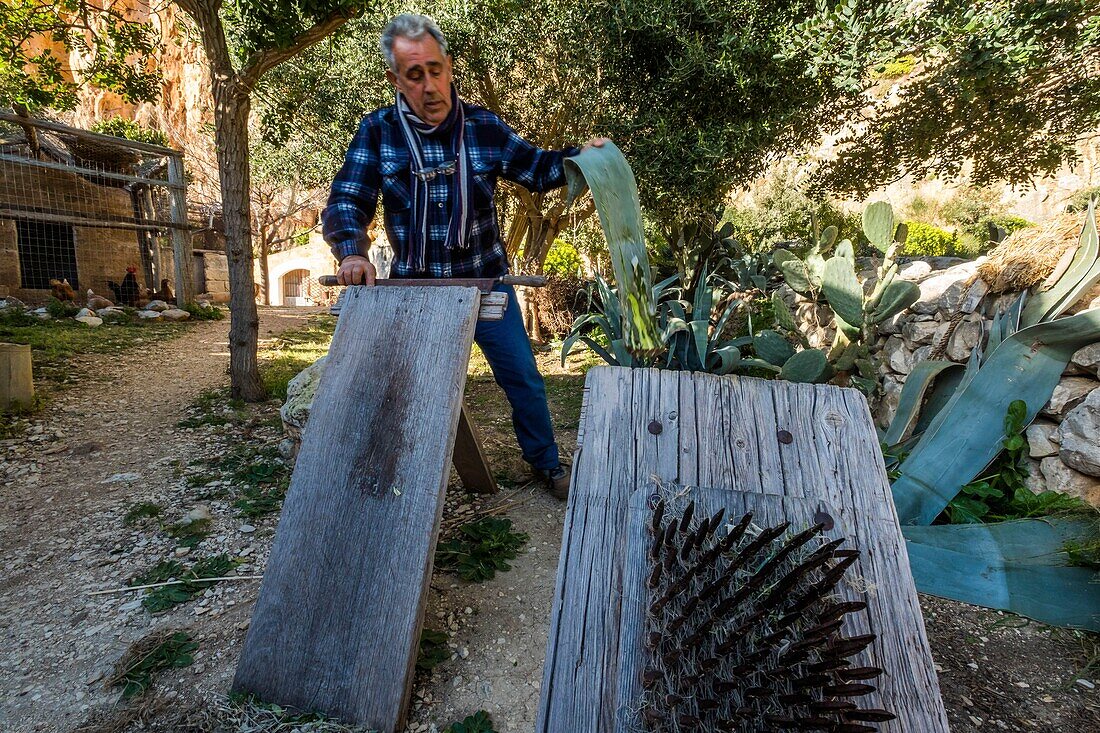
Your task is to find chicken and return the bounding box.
[49,278,77,303]
[107,266,141,307]
[86,289,114,311]
[153,278,174,304]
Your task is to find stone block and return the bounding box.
[1057,389,1100,477]
[1040,456,1100,507]
[1025,420,1060,458]
[1041,377,1098,420]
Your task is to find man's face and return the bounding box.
[387,35,453,125]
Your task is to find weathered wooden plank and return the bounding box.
[537,366,949,732]
[452,402,498,494]
[232,285,481,730]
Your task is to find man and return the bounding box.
[322,13,604,499]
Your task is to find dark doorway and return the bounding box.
[17,219,78,290]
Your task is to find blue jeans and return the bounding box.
[474,284,560,471]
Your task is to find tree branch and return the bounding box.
[239,6,360,89]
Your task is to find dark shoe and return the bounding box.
[542,464,571,501]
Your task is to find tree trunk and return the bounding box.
[259,234,272,306]
[213,78,266,401]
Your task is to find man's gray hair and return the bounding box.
[379,14,449,72]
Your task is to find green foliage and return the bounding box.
[444,711,497,733]
[259,314,336,399]
[182,302,226,321]
[110,631,197,700]
[135,554,237,613]
[873,54,916,79]
[166,517,211,548]
[943,401,1086,523]
[435,517,529,582]
[791,0,1100,195]
[90,116,169,147]
[544,239,584,277]
[45,297,78,318]
[417,628,450,671]
[1067,186,1100,213]
[902,221,956,257]
[0,0,159,112]
[123,502,162,526]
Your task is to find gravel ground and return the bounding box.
[0,315,1096,733]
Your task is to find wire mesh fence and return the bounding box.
[0,111,192,307]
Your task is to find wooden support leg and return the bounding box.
[452,401,498,494]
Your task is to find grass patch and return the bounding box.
[123,502,163,526]
[436,517,528,582]
[444,710,498,733]
[182,302,225,320]
[177,388,246,429]
[259,314,336,400]
[134,554,236,612]
[417,628,450,671]
[165,517,211,548]
[108,630,197,699]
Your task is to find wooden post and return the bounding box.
[232,285,481,730]
[166,154,194,306]
[536,367,950,732]
[0,343,33,411]
[452,402,498,494]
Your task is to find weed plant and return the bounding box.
[435,517,528,582]
[134,554,237,612]
[109,630,197,699]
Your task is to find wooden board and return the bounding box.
[233,285,481,730]
[537,367,949,732]
[452,402,498,494]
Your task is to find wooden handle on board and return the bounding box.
[317,274,548,288]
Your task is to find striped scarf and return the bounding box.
[395,84,472,272]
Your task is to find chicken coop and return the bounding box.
[0,111,192,306]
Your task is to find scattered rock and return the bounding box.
[1024,458,1047,495]
[1057,389,1100,477]
[183,506,213,523]
[911,261,981,315]
[101,472,141,484]
[902,320,940,347]
[883,336,915,375]
[137,310,162,320]
[946,321,983,362]
[1025,421,1060,459]
[239,524,255,534]
[281,355,329,452]
[75,308,94,319]
[1070,343,1100,376]
[146,300,170,312]
[74,316,103,327]
[1039,457,1100,507]
[1041,378,1097,421]
[877,375,903,427]
[161,308,191,322]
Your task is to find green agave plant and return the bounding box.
[887,200,1100,631]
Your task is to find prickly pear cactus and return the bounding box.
[639,498,895,732]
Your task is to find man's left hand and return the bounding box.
[582,137,610,152]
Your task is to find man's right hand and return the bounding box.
[337,255,377,286]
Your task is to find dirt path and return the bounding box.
[0,315,1097,733]
[0,308,309,733]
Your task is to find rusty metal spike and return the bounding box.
[802,618,844,640]
[719,512,755,552]
[667,597,699,633]
[650,499,665,535]
[831,717,875,730]
[790,673,831,689]
[764,714,801,727]
[845,709,896,722]
[700,656,721,672]
[823,682,876,697]
[647,561,663,589]
[833,666,884,681]
[678,501,695,534]
[806,657,848,674]
[676,714,701,728]
[816,553,860,587]
[713,679,738,694]
[826,634,876,658]
[810,699,856,713]
[744,685,772,698]
[832,548,860,559]
[642,666,662,688]
[788,718,835,730]
[696,697,720,711]
[777,692,813,706]
[646,631,662,649]
[816,600,868,622]
[661,648,682,667]
[642,707,666,724]
[726,522,791,573]
[664,692,683,706]
[706,507,726,537]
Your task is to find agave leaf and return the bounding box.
[736,358,782,373]
[892,307,1100,525]
[712,297,742,339]
[708,345,742,375]
[609,338,636,368]
[869,280,920,324]
[564,144,660,354]
[883,361,963,446]
[652,274,680,301]
[754,329,796,367]
[822,256,864,328]
[903,518,1100,631]
[862,201,895,252]
[778,348,832,383]
[1020,201,1098,327]
[689,320,709,370]
[562,335,619,366]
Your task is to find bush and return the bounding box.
[183,302,225,321]
[90,117,170,147]
[534,273,587,339]
[543,239,584,277]
[873,54,916,79]
[45,297,78,318]
[902,221,956,257]
[1066,185,1100,213]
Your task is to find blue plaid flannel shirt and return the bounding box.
[322,102,580,278]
